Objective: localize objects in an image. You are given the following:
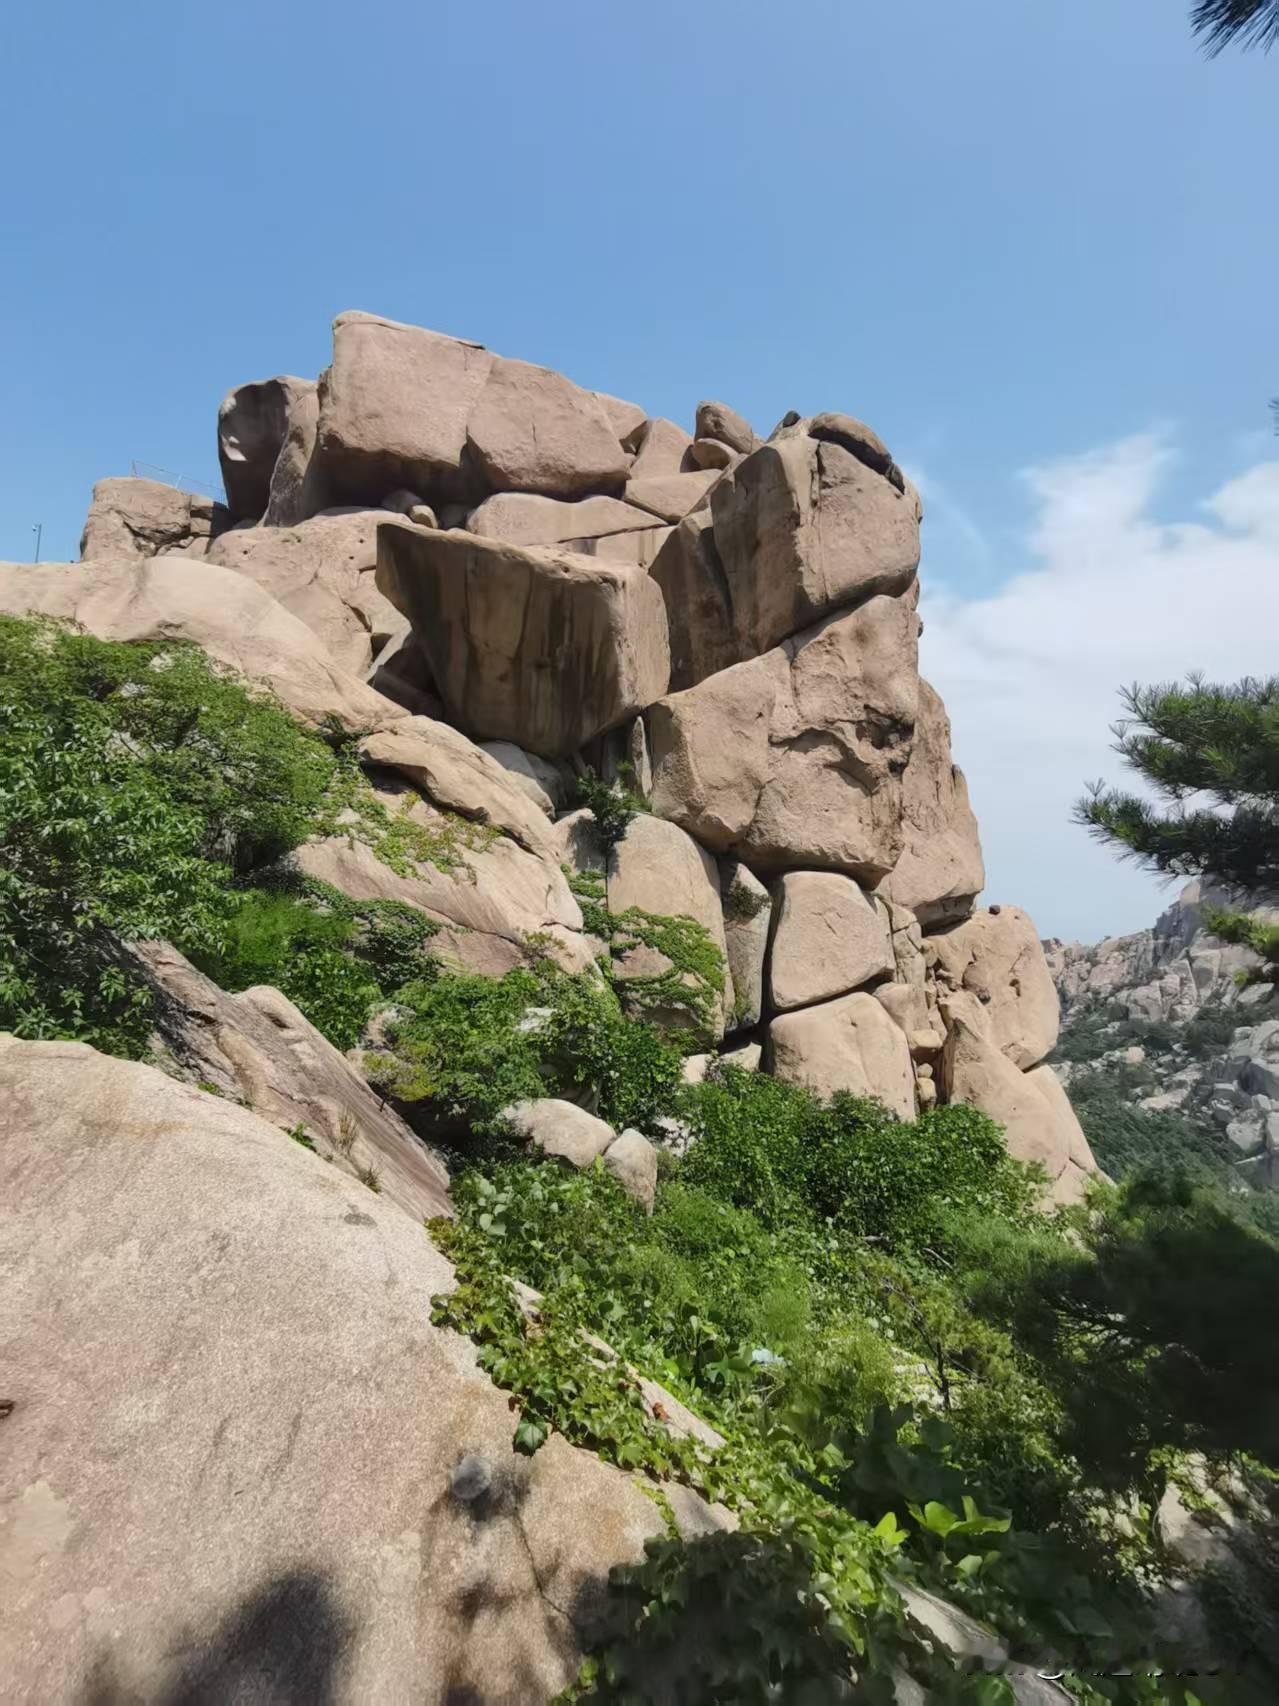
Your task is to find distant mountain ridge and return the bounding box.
[1044,882,1279,1188]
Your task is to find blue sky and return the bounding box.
[3,1,1276,940]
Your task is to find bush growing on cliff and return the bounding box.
[0,618,338,1051]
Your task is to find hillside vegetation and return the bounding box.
[6,613,1279,1703]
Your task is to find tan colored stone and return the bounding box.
[768,873,893,1012]
[548,806,606,879]
[592,390,648,442]
[625,468,721,523]
[132,942,450,1224]
[938,1006,1091,1199]
[263,378,330,524]
[720,859,771,1031]
[648,591,919,877]
[927,906,1059,1069]
[695,400,755,455]
[0,557,404,734]
[649,510,740,691]
[466,355,631,499]
[720,1041,762,1071]
[708,432,919,659]
[606,813,732,1038]
[376,527,670,757]
[80,477,228,561]
[502,1098,617,1167]
[878,679,984,928]
[604,1130,659,1213]
[466,491,660,547]
[359,719,557,857]
[687,436,738,471]
[479,741,570,818]
[206,511,413,674]
[1025,1062,1099,1179]
[295,772,592,976]
[317,310,495,506]
[807,411,904,491]
[218,375,315,520]
[768,991,915,1119]
[565,523,673,569]
[0,1037,729,1705]
[629,417,694,478]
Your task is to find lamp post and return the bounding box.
[32,524,42,564]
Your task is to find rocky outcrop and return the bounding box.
[80,476,230,560]
[927,906,1060,1071]
[768,872,893,1014]
[0,557,404,735]
[0,1037,728,1704]
[648,591,919,880]
[1046,880,1279,1187]
[132,941,451,1225]
[206,510,416,675]
[376,525,670,757]
[768,990,916,1120]
[218,375,315,521]
[940,1007,1094,1203]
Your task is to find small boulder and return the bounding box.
[628,417,695,479]
[317,310,495,506]
[768,990,915,1120]
[80,477,229,561]
[695,400,755,455]
[503,1099,618,1168]
[927,906,1059,1069]
[603,1129,659,1213]
[686,436,737,471]
[807,411,904,492]
[479,741,570,818]
[768,873,893,1012]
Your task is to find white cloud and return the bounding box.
[918,435,1279,944]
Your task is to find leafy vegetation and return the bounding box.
[573,762,646,849]
[430,1069,1246,1701]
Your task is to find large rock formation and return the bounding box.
[16,306,1086,1177]
[0,1037,729,1704]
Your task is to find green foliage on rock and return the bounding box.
[0,617,337,1052]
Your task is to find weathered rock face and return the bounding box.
[132,941,452,1225]
[768,872,893,1014]
[877,679,984,928]
[606,813,733,1038]
[465,355,631,498]
[264,379,329,525]
[705,430,920,665]
[207,510,414,674]
[316,311,496,506]
[295,772,592,978]
[720,859,772,1032]
[927,906,1059,1070]
[377,525,670,757]
[768,990,916,1120]
[218,375,315,521]
[940,1008,1093,1202]
[466,491,662,548]
[0,557,403,735]
[0,1037,728,1705]
[648,591,919,879]
[80,476,229,560]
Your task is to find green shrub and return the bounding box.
[573,764,644,849]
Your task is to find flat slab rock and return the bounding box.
[376,525,670,758]
[0,1037,729,1704]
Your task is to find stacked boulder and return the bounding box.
[9,310,1095,1199]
